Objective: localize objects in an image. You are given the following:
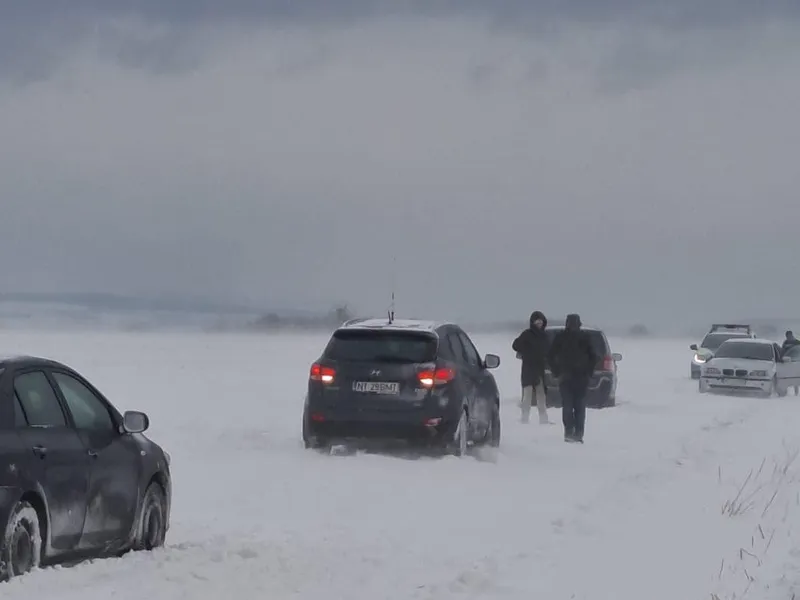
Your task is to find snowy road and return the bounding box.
[3,330,800,599]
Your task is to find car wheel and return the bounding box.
[763,378,777,399]
[448,407,469,457]
[485,403,501,447]
[1,500,42,580]
[302,415,330,451]
[133,483,167,551]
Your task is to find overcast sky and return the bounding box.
[1,2,799,326]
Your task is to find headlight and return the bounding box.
[693,354,707,364]
[704,367,721,375]
[750,370,768,377]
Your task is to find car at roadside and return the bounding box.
[0,355,171,581]
[689,324,755,379]
[302,318,502,455]
[698,338,800,397]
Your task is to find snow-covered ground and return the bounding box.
[2,330,800,599]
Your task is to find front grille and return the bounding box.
[735,369,748,377]
[723,369,734,376]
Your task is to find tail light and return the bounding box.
[310,363,335,384]
[418,367,456,387]
[600,355,614,371]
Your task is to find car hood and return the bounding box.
[705,357,775,371]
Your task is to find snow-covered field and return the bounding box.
[3,330,800,599]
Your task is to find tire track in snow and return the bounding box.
[425,392,790,598]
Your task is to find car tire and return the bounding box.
[302,414,330,451]
[1,500,42,581]
[447,407,469,457]
[133,483,167,552]
[485,403,501,447]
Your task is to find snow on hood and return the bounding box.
[706,357,776,371]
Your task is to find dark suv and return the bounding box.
[302,318,502,455]
[543,326,622,408]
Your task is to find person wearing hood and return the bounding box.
[547,313,597,443]
[512,311,551,424]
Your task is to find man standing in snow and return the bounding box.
[548,313,597,443]
[512,311,550,424]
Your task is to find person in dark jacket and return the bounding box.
[782,331,800,395]
[512,311,551,424]
[547,313,597,443]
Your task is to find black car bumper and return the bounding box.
[303,406,459,445]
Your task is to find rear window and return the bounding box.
[546,329,608,357]
[324,330,438,363]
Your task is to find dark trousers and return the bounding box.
[560,378,588,439]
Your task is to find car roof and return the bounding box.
[338,317,449,333]
[546,325,603,333]
[0,354,66,369]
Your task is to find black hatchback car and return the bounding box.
[542,326,622,408]
[302,318,502,455]
[0,355,171,581]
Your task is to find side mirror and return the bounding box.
[515,352,522,360]
[612,353,622,362]
[689,344,698,351]
[122,410,150,434]
[484,354,501,369]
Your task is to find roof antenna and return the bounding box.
[388,256,396,324]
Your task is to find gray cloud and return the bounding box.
[0,11,799,327]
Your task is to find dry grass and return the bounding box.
[711,446,800,599]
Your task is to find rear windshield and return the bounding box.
[701,333,746,350]
[546,329,608,357]
[714,342,774,361]
[324,330,438,363]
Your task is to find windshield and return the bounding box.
[714,342,774,361]
[324,330,438,363]
[701,333,746,350]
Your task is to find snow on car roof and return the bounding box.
[718,338,772,345]
[339,318,441,332]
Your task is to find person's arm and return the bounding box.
[512,331,528,354]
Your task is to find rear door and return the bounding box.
[318,328,439,415]
[13,369,90,551]
[452,329,491,434]
[48,369,141,550]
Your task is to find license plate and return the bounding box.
[353,381,400,394]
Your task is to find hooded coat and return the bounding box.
[512,311,550,387]
[548,313,597,384]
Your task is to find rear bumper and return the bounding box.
[544,374,615,407]
[699,376,771,394]
[304,406,458,443]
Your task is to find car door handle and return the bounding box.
[32,445,48,458]
[87,449,98,458]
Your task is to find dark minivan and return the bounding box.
[0,355,171,581]
[302,318,502,455]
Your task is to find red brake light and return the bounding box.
[601,355,614,371]
[310,363,335,383]
[418,367,455,387]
